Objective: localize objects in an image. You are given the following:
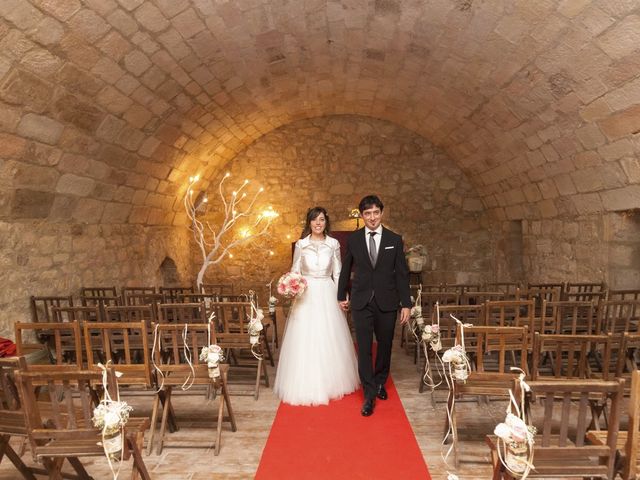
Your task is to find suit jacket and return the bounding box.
[337,226,412,312]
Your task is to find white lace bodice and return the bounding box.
[290,235,341,281]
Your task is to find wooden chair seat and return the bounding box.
[486,435,610,478]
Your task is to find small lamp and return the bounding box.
[348,208,361,229]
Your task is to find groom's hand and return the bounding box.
[399,307,411,325]
[339,300,350,311]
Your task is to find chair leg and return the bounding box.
[214,387,225,456]
[261,355,270,387]
[146,393,160,455]
[254,359,262,400]
[42,457,65,480]
[128,434,151,480]
[221,374,237,432]
[66,457,93,480]
[0,435,38,480]
[157,386,173,455]
[263,336,274,367]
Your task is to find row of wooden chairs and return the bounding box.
[408,299,639,371]
[12,320,240,457]
[30,290,280,351]
[445,323,639,478]
[0,357,152,480]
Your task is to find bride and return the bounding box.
[273,207,360,405]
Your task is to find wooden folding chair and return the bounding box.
[29,296,74,323]
[541,300,596,335]
[158,302,207,324]
[16,366,151,480]
[588,370,639,480]
[485,300,535,350]
[80,286,117,298]
[14,321,83,371]
[210,301,270,399]
[418,304,484,393]
[152,322,236,455]
[448,325,528,467]
[159,286,194,303]
[0,356,46,480]
[83,320,165,455]
[608,289,640,302]
[487,378,624,479]
[598,300,640,335]
[532,333,614,428]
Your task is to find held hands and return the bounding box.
[339,300,350,312]
[399,307,411,325]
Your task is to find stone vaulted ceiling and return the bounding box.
[1,0,639,225]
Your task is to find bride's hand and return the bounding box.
[338,300,350,311]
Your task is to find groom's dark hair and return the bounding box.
[358,195,384,213]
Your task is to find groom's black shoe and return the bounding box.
[361,398,375,417]
[376,384,388,400]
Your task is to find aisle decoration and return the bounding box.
[410,287,444,390]
[441,315,472,468]
[92,362,132,480]
[277,272,307,298]
[493,369,535,478]
[248,291,265,359]
[199,344,225,379]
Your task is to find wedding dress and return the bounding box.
[273,235,360,406]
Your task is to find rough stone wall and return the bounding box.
[0,222,192,338]
[521,211,640,288]
[197,115,494,289]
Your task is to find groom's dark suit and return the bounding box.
[337,226,412,401]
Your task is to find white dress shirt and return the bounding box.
[364,225,383,259]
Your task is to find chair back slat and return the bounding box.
[159,286,194,303]
[209,301,251,335]
[158,302,207,324]
[15,321,83,369]
[599,300,640,335]
[83,321,152,387]
[532,333,612,380]
[30,295,74,323]
[80,286,117,298]
[200,283,234,295]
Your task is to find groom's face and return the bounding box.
[362,206,383,230]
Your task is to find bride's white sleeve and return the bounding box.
[331,240,342,283]
[291,241,302,274]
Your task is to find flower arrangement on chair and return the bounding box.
[199,344,224,379]
[277,272,308,299]
[92,362,133,478]
[493,369,535,478]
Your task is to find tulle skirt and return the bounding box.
[274,277,360,406]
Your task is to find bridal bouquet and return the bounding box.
[277,272,308,298]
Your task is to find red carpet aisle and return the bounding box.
[255,378,431,479]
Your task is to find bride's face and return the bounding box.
[310,213,326,235]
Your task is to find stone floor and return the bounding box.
[1,321,507,480]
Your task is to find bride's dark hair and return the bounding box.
[300,206,331,239]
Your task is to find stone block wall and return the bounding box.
[196,115,496,289]
[521,211,640,288]
[0,221,192,338]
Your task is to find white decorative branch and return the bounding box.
[184,173,278,289]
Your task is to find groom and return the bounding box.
[337,195,411,416]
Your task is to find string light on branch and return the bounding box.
[184,172,278,289]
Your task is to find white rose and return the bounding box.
[103,410,121,429]
[494,422,511,440]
